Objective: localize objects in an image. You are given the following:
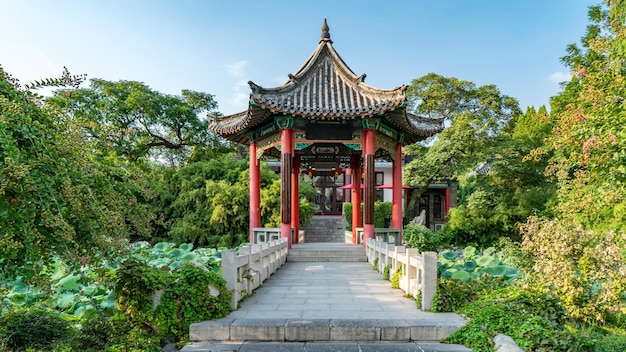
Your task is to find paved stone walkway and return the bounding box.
[184,245,469,351]
[229,261,460,321]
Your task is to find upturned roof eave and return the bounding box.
[209,107,445,146]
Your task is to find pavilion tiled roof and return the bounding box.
[209,19,443,145]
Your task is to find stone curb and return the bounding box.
[181,341,472,352]
[189,318,465,343]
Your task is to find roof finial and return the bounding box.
[321,18,330,40]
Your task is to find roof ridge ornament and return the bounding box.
[320,18,331,42]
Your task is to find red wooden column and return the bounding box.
[350,154,361,244]
[249,141,261,244]
[279,118,294,249]
[291,154,300,244]
[363,128,376,246]
[392,142,403,243]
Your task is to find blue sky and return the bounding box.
[1,0,596,115]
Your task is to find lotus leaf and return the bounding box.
[81,283,101,296]
[73,303,97,319]
[442,251,459,261]
[484,265,508,277]
[100,292,117,310]
[464,260,477,271]
[180,252,196,261]
[54,292,76,310]
[154,242,176,251]
[463,246,477,258]
[169,249,183,258]
[451,270,472,281]
[476,255,496,267]
[179,243,194,252]
[55,274,82,292]
[9,276,29,294]
[440,270,453,279]
[49,260,67,281]
[485,247,497,256]
[148,258,171,268]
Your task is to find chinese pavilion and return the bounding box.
[209,20,443,248]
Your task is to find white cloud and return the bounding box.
[274,74,287,85]
[549,71,571,83]
[221,60,250,114]
[2,42,60,83]
[229,79,250,107]
[225,60,248,78]
[230,91,249,107]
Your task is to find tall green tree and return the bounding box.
[404,74,521,187]
[445,106,555,245]
[520,1,626,323]
[155,154,315,248]
[46,79,223,165]
[0,68,151,277]
[542,1,626,232]
[403,74,528,245]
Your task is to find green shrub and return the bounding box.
[299,197,315,226]
[391,267,402,289]
[374,201,392,228]
[432,277,509,312]
[343,202,393,230]
[372,258,379,270]
[0,307,73,351]
[521,217,626,324]
[114,258,232,348]
[595,331,626,352]
[70,313,118,352]
[403,223,450,251]
[445,286,590,352]
[383,264,393,280]
[343,203,353,230]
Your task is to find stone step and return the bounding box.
[187,318,468,345]
[287,256,367,262]
[182,341,472,351]
[287,248,367,262]
[301,216,347,243]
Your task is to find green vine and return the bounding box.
[113,258,231,349]
[391,267,402,288]
[383,264,393,280]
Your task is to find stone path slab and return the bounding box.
[227,261,462,321]
[182,341,472,351]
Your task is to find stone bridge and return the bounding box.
[182,240,470,352]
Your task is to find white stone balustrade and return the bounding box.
[365,238,438,310]
[221,238,288,309]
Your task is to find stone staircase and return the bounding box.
[287,243,367,262]
[184,321,471,351]
[300,215,347,242]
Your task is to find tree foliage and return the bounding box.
[521,217,626,323]
[158,155,315,248]
[519,1,626,324]
[404,73,521,188]
[1,67,151,277]
[403,73,558,246]
[443,106,556,245]
[46,79,224,164]
[538,2,626,233]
